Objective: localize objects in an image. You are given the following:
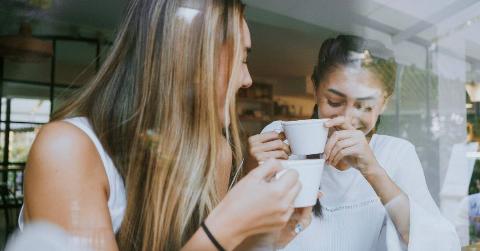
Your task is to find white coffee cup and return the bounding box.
[280,119,329,155]
[276,159,325,208]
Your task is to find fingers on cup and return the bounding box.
[332,147,356,166]
[328,138,356,163]
[269,150,289,160]
[252,159,283,179]
[324,116,355,130]
[252,131,282,144]
[325,130,352,160]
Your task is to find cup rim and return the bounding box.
[281,119,329,127]
[280,159,325,165]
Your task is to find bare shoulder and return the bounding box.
[26,121,108,182]
[24,120,112,232]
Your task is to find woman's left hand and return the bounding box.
[274,191,323,249]
[274,206,313,248]
[323,116,379,174]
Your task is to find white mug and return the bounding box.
[280,119,329,155]
[276,159,325,208]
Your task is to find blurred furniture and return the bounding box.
[0,167,24,241]
[237,83,274,136]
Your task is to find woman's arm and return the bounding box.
[324,116,459,249]
[323,117,409,244]
[182,159,302,251]
[246,131,290,173]
[24,122,118,251]
[181,209,245,251]
[363,163,410,243]
[389,143,460,250]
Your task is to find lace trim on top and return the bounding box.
[322,198,381,213]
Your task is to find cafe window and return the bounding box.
[2,0,480,249]
[0,35,107,241]
[240,0,480,248]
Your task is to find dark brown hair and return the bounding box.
[311,34,397,98]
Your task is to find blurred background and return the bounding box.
[1,0,480,249]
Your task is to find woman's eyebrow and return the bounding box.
[356,96,376,101]
[327,88,346,97]
[328,88,377,101]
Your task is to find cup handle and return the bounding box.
[274,121,289,145]
[273,121,284,134]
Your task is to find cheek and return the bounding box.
[358,110,381,131]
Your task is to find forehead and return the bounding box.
[322,66,384,98]
[241,19,251,48]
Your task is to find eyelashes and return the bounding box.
[327,99,374,112]
[327,99,343,107]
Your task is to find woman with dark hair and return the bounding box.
[247,35,460,250]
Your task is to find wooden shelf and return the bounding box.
[239,116,271,122]
[237,97,273,103]
[274,94,315,99]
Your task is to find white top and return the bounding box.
[18,117,126,233]
[262,121,460,251]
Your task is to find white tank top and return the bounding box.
[18,117,127,233]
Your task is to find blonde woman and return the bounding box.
[19,0,311,250]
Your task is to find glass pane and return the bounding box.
[55,40,97,86]
[242,1,480,248]
[0,166,25,202]
[10,98,50,123]
[8,123,41,163]
[1,97,5,121]
[0,123,4,163]
[3,57,52,83]
[4,81,51,100]
[53,86,79,113]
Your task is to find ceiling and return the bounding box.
[2,0,480,81]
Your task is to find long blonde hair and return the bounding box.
[53,0,245,249]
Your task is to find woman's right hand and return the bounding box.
[205,159,301,250]
[246,132,291,171]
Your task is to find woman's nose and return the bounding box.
[242,70,253,88]
[343,106,361,128]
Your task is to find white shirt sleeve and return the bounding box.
[388,142,461,251]
[454,196,470,246]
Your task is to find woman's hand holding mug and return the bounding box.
[205,159,301,250]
